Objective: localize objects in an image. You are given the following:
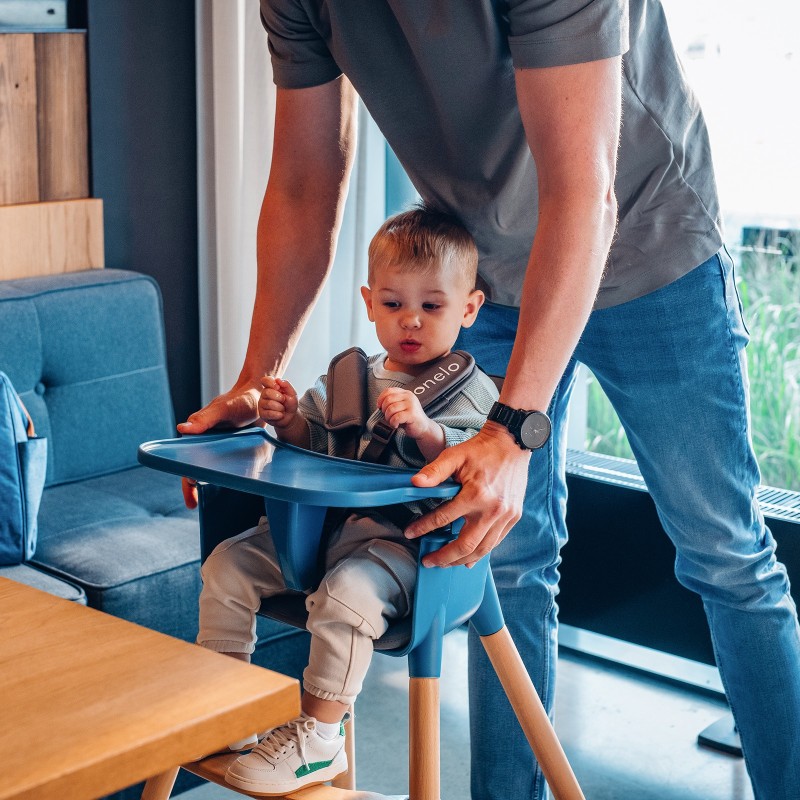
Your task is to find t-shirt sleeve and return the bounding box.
[506,0,629,69]
[260,0,342,88]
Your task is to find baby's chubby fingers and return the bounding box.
[260,374,279,390]
[377,386,411,411]
[378,387,424,427]
[382,397,413,426]
[258,375,299,426]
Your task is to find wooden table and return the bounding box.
[0,577,299,800]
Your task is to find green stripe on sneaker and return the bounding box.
[295,758,335,778]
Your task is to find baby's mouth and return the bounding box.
[400,340,422,353]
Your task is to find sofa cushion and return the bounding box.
[34,465,305,646]
[32,465,200,638]
[0,270,174,487]
[0,564,87,603]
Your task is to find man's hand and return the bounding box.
[259,376,299,429]
[181,477,199,510]
[176,380,262,509]
[177,380,262,436]
[405,422,532,568]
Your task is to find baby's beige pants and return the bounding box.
[197,513,418,705]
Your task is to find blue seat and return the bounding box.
[138,427,583,800]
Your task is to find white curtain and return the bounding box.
[195,0,382,403]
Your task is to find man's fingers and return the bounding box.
[420,515,513,568]
[419,518,501,568]
[181,478,198,510]
[409,491,521,566]
[177,408,215,434]
[411,448,460,488]
[443,517,516,567]
[178,384,261,435]
[405,499,461,539]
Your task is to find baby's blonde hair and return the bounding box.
[367,205,479,289]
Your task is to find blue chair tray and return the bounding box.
[138,427,460,508]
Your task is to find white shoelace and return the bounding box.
[251,716,314,768]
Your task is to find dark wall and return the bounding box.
[83,0,200,424]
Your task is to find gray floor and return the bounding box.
[184,629,754,800]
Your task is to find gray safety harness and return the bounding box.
[320,346,478,532]
[323,346,477,463]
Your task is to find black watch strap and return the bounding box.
[487,401,551,450]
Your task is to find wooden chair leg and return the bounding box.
[480,626,584,800]
[409,677,440,800]
[140,766,180,800]
[331,703,357,790]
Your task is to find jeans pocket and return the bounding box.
[720,246,751,339]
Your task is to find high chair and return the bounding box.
[138,427,584,800]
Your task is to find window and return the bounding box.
[381,2,800,492]
[585,0,800,492]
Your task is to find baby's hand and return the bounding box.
[259,376,299,429]
[377,387,435,441]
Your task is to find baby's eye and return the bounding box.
[422,303,441,311]
[382,301,400,309]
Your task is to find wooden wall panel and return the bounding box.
[0,199,104,280]
[35,32,89,201]
[0,34,39,205]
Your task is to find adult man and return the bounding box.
[181,1,800,797]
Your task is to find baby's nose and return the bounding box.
[401,313,421,328]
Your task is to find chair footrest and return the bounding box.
[183,753,405,797]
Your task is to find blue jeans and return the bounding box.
[455,249,800,800]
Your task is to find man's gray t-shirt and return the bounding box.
[260,0,723,309]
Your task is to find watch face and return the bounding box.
[520,411,551,449]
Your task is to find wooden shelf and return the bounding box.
[0,198,104,279]
[0,31,99,280]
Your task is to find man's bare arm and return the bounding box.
[178,77,359,434]
[407,57,622,567]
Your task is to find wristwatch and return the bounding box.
[487,401,551,450]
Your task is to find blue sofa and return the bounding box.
[0,269,308,798]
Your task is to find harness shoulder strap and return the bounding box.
[360,350,476,463]
[324,346,369,460]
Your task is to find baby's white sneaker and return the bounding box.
[225,714,347,794]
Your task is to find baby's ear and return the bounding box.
[461,289,485,328]
[360,285,375,321]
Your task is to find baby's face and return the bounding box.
[361,262,483,376]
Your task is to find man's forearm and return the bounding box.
[499,58,622,416]
[235,194,335,388]
[499,192,616,413]
[234,79,358,389]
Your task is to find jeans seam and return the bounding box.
[704,603,758,794]
[716,252,757,495]
[533,372,567,800]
